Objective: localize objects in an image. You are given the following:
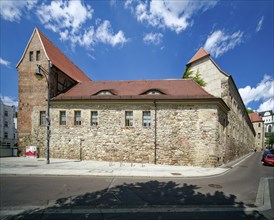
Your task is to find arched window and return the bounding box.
[267,125,272,133]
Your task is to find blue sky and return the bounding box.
[0,0,273,112]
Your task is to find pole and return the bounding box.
[46,60,51,164]
[154,100,157,165]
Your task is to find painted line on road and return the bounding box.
[231,153,254,168]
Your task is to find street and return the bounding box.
[0,152,273,219]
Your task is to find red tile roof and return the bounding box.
[249,112,263,123]
[53,79,216,100]
[187,48,210,65]
[36,29,91,82]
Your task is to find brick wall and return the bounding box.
[17,31,49,155]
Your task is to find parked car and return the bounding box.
[262,154,274,166]
[261,148,274,161]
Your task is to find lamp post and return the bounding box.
[35,61,51,164]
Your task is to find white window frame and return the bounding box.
[125,111,133,127]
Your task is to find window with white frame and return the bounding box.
[74,111,81,125]
[59,111,66,125]
[91,111,98,126]
[125,111,133,127]
[40,111,46,126]
[143,111,151,127]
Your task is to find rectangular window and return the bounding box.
[258,133,261,139]
[74,111,81,125]
[59,111,66,125]
[36,50,40,61]
[40,111,46,126]
[29,51,33,61]
[4,132,8,139]
[143,111,151,127]
[91,111,98,126]
[258,123,261,127]
[4,121,8,127]
[125,111,133,127]
[4,111,8,116]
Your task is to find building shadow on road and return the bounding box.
[7,180,268,220]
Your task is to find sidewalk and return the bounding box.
[0,155,253,178]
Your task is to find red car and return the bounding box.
[263,154,274,166]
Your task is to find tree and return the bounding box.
[182,67,207,87]
[246,109,254,113]
[268,134,274,147]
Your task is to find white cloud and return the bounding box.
[143,33,163,45]
[257,98,274,112]
[95,20,128,47]
[256,16,264,32]
[0,57,11,67]
[0,0,37,22]
[204,30,244,58]
[36,1,128,49]
[126,0,217,33]
[1,95,18,107]
[239,74,274,112]
[37,1,93,33]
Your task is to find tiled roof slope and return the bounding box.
[249,112,263,123]
[37,28,90,82]
[53,79,216,100]
[187,48,210,65]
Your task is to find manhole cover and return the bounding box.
[171,173,182,176]
[208,184,223,189]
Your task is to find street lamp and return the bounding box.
[35,61,51,164]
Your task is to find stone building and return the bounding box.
[0,99,17,151]
[16,28,255,167]
[249,112,265,151]
[259,110,274,134]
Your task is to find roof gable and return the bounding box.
[249,112,263,122]
[17,28,91,83]
[187,48,210,65]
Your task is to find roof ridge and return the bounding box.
[36,28,91,82]
[37,29,81,72]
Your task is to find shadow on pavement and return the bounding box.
[6,180,268,220]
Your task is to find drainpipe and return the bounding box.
[154,99,157,165]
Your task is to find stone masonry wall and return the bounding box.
[32,102,226,167]
[188,58,255,163]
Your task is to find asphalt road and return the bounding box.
[0,152,273,220]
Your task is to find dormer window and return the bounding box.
[95,90,114,95]
[143,89,164,95]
